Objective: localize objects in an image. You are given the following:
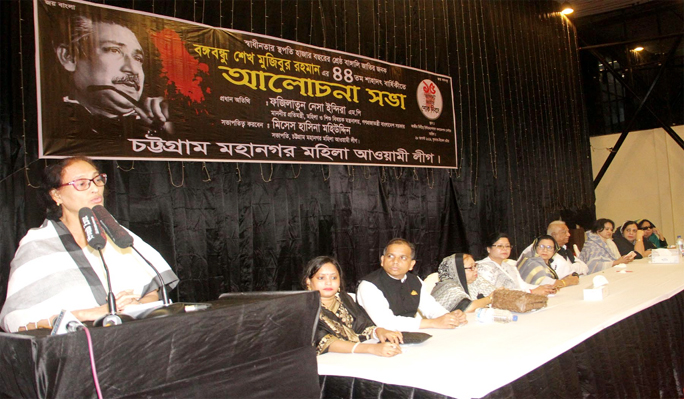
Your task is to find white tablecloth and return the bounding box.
[317,260,684,398]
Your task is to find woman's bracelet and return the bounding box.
[351,342,360,354]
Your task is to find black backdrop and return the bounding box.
[0,0,595,306]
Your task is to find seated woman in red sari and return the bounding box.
[303,256,403,357]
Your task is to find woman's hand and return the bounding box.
[531,285,556,296]
[376,328,403,344]
[555,275,579,290]
[368,341,402,357]
[72,303,112,322]
[564,275,580,286]
[613,253,636,266]
[465,295,493,313]
[114,290,138,311]
[117,289,160,311]
[652,227,666,241]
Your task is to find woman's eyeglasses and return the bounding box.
[464,265,478,270]
[640,226,653,230]
[537,244,555,251]
[492,244,512,249]
[59,174,107,191]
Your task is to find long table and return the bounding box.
[317,259,684,398]
[0,291,321,399]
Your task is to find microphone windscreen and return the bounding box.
[92,205,134,248]
[79,207,107,250]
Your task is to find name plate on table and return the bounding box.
[583,285,609,301]
[651,248,681,264]
[584,275,609,301]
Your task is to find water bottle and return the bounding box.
[677,236,684,257]
[476,308,518,324]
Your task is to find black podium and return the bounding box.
[0,291,321,399]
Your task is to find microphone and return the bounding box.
[79,207,106,250]
[79,207,122,327]
[92,205,169,307]
[91,205,134,248]
[51,310,85,335]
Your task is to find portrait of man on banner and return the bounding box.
[35,0,456,166]
[40,7,173,156]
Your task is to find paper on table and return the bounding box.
[121,300,164,318]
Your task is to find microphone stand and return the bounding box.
[132,247,212,319]
[132,247,169,306]
[91,205,210,319]
[94,249,123,327]
[132,247,198,319]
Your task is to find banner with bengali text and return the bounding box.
[35,0,457,168]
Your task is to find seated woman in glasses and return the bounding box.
[612,220,652,259]
[637,219,668,249]
[431,253,497,313]
[0,156,178,333]
[517,235,579,290]
[476,233,556,296]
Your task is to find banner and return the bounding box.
[35,0,457,168]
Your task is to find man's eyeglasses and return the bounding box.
[59,174,107,191]
[492,244,512,250]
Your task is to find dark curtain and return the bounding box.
[0,0,595,305]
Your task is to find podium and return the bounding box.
[0,291,321,399]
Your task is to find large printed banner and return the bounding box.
[35,0,457,168]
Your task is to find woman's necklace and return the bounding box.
[321,297,336,310]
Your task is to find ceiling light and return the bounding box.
[633,46,644,52]
[561,2,574,15]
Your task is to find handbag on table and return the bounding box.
[491,289,548,313]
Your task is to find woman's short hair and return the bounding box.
[591,218,615,234]
[485,233,510,248]
[40,156,99,220]
[301,256,344,291]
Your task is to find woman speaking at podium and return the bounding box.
[0,157,178,332]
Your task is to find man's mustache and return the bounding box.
[111,75,141,91]
[87,85,142,107]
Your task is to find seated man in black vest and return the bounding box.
[357,238,468,331]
